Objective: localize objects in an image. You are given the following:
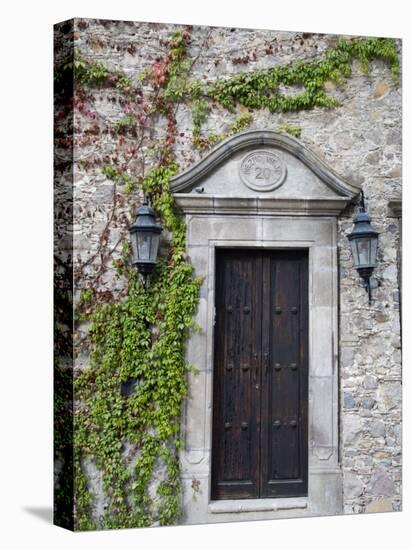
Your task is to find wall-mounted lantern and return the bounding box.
[129,195,162,285]
[348,191,379,305]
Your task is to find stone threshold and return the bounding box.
[208,497,308,514]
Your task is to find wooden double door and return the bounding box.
[211,249,308,500]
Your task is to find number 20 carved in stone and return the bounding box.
[240,150,287,192]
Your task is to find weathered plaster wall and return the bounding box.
[58,19,402,519]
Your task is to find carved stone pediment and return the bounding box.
[171,130,360,216]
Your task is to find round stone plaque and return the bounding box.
[240,150,286,192]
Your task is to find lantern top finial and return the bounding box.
[130,196,162,234]
[348,192,379,241]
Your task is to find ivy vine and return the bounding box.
[190,36,399,146]
[74,162,202,529]
[198,36,399,112]
[53,25,400,530]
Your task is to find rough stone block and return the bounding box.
[362,397,376,410]
[343,392,356,409]
[343,414,363,446]
[374,80,389,99]
[366,498,393,513]
[363,374,378,390]
[368,467,396,497]
[344,473,364,499]
[376,382,402,413]
[369,420,386,438]
[382,264,397,282]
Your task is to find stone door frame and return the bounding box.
[170,130,360,524]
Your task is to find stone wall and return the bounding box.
[57,18,402,521]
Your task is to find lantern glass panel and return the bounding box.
[357,238,371,267]
[149,233,160,262]
[350,238,358,267]
[137,232,152,261]
[131,232,138,263]
[370,237,378,267]
[350,237,377,268]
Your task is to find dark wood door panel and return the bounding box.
[211,249,308,500]
[261,252,308,497]
[211,250,262,499]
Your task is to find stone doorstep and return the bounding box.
[208,498,308,514]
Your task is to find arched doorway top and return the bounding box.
[170,130,361,203]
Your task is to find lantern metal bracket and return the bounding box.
[365,280,372,305]
[141,272,148,288]
[359,189,366,211]
[360,274,373,305]
[361,276,379,304]
[145,191,153,206]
